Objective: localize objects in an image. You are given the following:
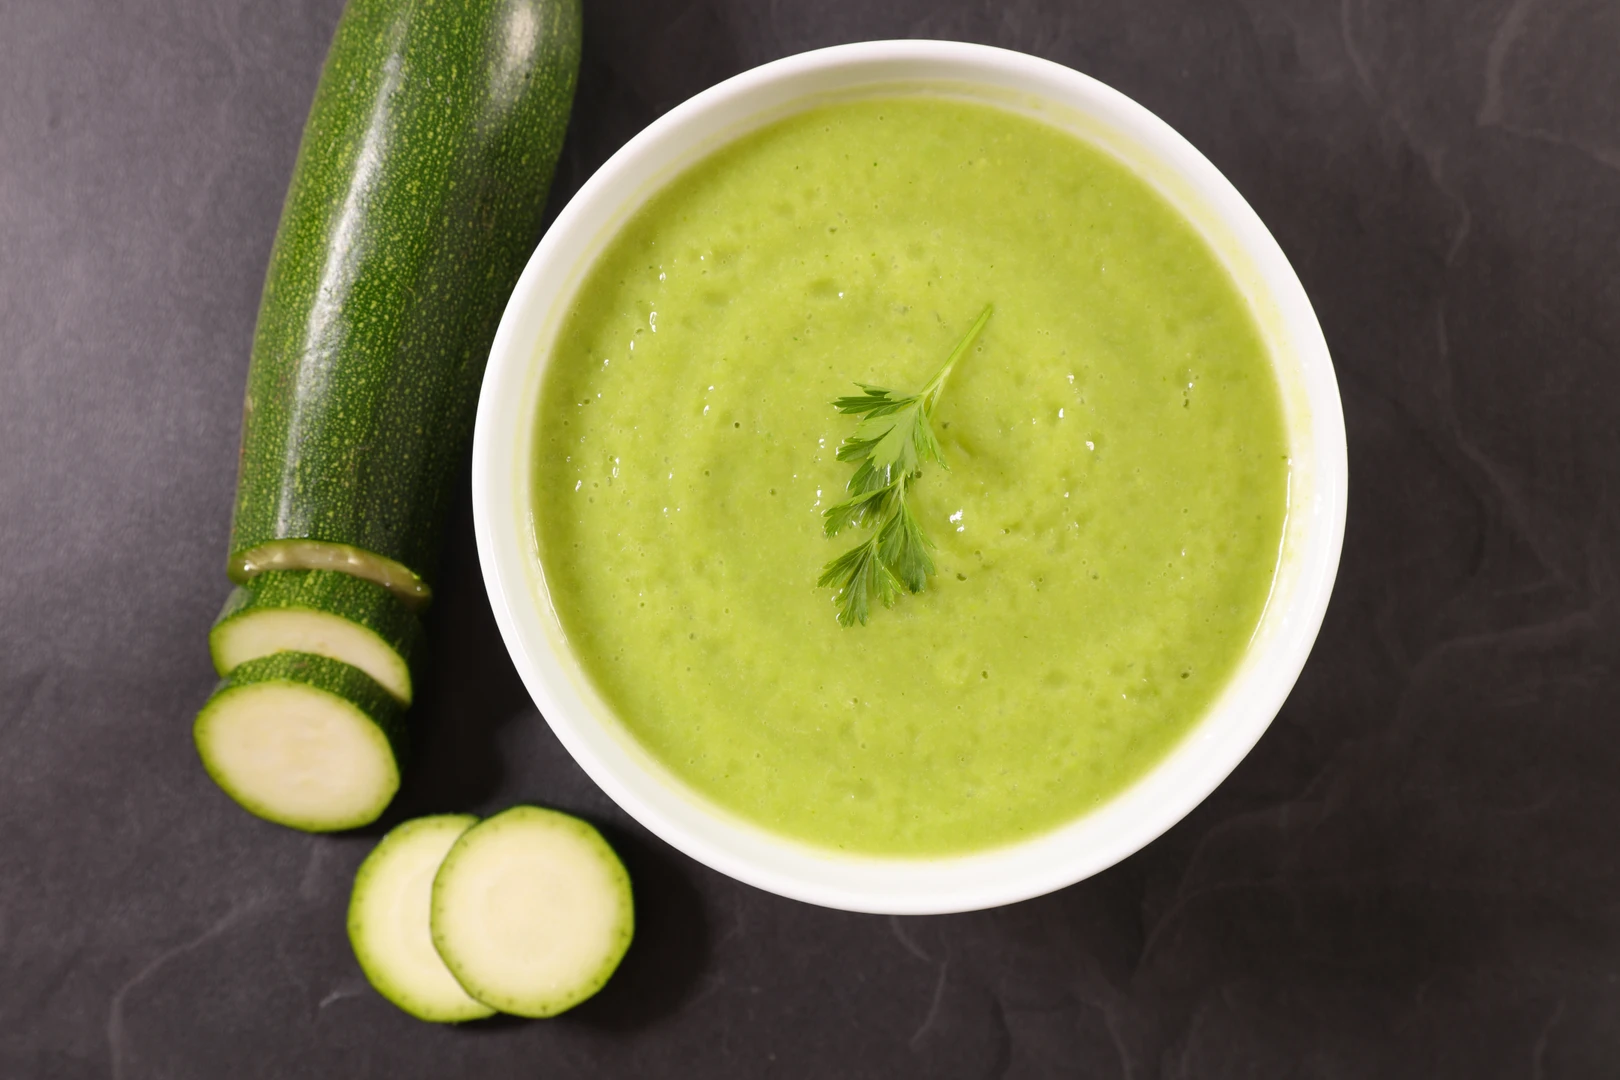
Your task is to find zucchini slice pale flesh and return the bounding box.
[209,570,423,705]
[194,652,405,832]
[431,806,634,1018]
[348,815,497,1023]
[225,0,582,604]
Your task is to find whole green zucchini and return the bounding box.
[229,0,582,606]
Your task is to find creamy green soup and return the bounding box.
[532,97,1288,855]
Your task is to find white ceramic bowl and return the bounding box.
[472,40,1346,914]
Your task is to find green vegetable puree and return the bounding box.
[533,98,1288,855]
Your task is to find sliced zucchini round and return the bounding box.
[209,570,424,704]
[430,806,633,1018]
[348,815,497,1023]
[194,652,406,832]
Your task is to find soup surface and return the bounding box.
[533,97,1288,855]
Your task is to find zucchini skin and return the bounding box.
[228,0,582,599]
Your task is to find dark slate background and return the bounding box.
[3,0,1617,1075]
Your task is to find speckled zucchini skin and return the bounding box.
[228,0,582,600]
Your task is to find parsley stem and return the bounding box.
[921,303,994,414]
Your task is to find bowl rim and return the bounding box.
[472,39,1347,914]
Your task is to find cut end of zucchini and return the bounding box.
[349,815,496,1023]
[210,571,422,705]
[194,653,403,832]
[229,540,432,609]
[431,806,633,1018]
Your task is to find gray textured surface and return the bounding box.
[3,0,1618,1076]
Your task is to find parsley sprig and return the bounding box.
[818,304,993,626]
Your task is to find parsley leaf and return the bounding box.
[819,304,993,625]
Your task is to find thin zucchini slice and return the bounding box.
[194,652,405,832]
[210,570,423,704]
[348,815,496,1023]
[229,541,431,610]
[431,806,634,1018]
